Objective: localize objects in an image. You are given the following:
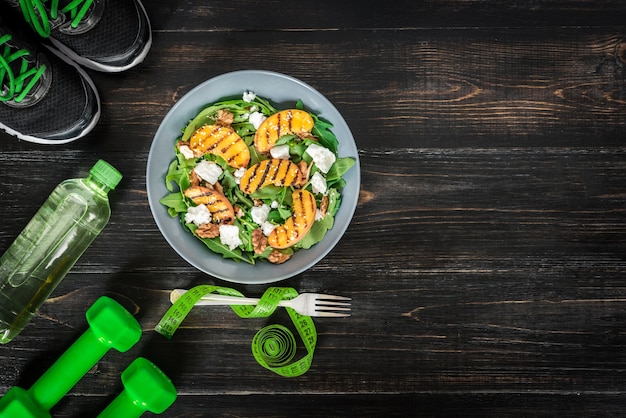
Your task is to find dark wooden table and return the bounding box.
[1,1,626,416]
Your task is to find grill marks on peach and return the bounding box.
[183,186,235,224]
[254,109,314,153]
[239,159,300,194]
[189,124,250,168]
[268,190,317,249]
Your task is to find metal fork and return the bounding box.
[170,289,351,317]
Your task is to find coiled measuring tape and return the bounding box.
[155,285,316,377]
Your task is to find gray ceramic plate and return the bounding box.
[146,70,360,284]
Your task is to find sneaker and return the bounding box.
[0,14,100,144]
[3,0,152,73]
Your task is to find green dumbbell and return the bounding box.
[0,296,142,418]
[98,357,177,417]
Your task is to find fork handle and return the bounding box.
[171,289,287,307]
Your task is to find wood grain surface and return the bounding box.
[1,1,625,416]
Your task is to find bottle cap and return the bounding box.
[90,160,123,190]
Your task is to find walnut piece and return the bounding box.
[189,169,201,187]
[195,223,220,239]
[319,195,329,218]
[268,250,291,264]
[296,161,310,186]
[252,228,267,254]
[216,109,234,126]
[213,181,224,194]
[296,131,317,141]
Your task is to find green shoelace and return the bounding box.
[0,34,46,103]
[18,0,94,37]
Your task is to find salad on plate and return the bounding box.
[160,92,355,265]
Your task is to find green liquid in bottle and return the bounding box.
[0,160,121,343]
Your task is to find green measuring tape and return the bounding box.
[155,285,316,377]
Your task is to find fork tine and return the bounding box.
[315,312,351,317]
[315,306,351,312]
[315,294,351,301]
[315,300,351,307]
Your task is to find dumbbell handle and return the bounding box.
[29,328,110,410]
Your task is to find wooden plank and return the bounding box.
[41,393,626,417]
[145,1,626,30]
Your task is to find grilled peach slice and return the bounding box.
[183,186,235,224]
[239,158,300,194]
[268,190,316,249]
[254,109,314,153]
[189,124,250,168]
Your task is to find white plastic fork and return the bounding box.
[170,289,351,317]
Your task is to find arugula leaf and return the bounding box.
[250,185,283,200]
[311,116,338,154]
[277,206,292,220]
[327,157,355,182]
[326,188,342,216]
[297,214,335,250]
[160,193,187,214]
[201,237,254,264]
[165,159,186,192]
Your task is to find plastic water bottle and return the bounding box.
[0,160,122,343]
